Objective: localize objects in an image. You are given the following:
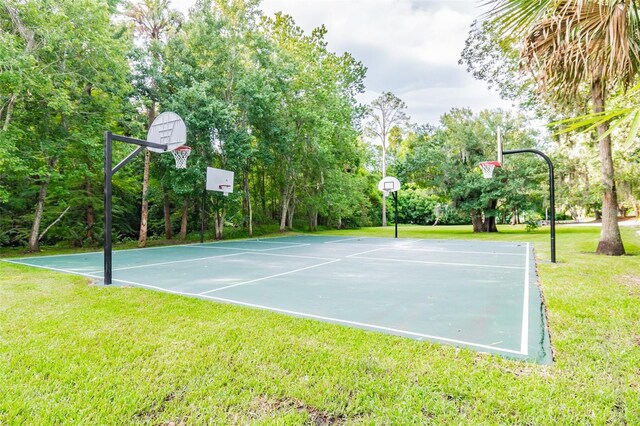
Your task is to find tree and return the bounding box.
[364,92,409,226]
[1,0,130,251]
[127,0,182,247]
[397,109,543,232]
[487,0,640,255]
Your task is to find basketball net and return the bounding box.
[219,184,231,197]
[172,146,191,169]
[479,161,501,179]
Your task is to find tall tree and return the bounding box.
[364,92,409,226]
[127,0,182,247]
[1,0,130,251]
[487,0,640,255]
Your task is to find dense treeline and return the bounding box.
[1,0,636,252]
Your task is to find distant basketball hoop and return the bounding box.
[377,176,401,238]
[479,161,501,179]
[206,167,234,196]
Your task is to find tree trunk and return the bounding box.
[138,148,151,247]
[381,142,387,227]
[213,196,226,240]
[279,181,294,232]
[287,201,295,230]
[471,211,483,232]
[482,216,498,232]
[569,207,580,222]
[3,5,35,130]
[179,201,188,240]
[138,104,156,248]
[482,199,498,232]
[618,205,628,217]
[260,167,266,215]
[591,77,625,255]
[163,186,172,239]
[248,198,253,238]
[2,94,16,131]
[308,209,318,231]
[242,168,253,237]
[510,207,519,225]
[28,158,56,252]
[28,181,49,252]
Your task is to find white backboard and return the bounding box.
[206,167,234,195]
[147,112,187,153]
[377,176,401,193]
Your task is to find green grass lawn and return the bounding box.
[1,225,639,424]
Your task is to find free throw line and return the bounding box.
[198,259,341,295]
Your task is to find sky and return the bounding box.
[170,0,512,126]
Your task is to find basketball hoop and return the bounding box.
[218,184,231,196]
[479,161,501,179]
[172,146,191,169]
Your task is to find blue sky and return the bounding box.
[171,0,511,126]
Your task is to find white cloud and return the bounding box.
[170,0,511,124]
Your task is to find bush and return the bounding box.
[524,212,542,232]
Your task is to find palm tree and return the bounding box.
[488,0,640,255]
[126,0,182,247]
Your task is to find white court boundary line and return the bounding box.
[3,259,104,276]
[196,295,525,355]
[323,237,363,244]
[198,259,341,295]
[323,237,423,247]
[345,247,385,258]
[2,237,292,263]
[350,255,525,270]
[245,251,337,261]
[2,256,527,357]
[85,251,248,274]
[181,244,309,252]
[398,239,420,246]
[252,240,309,246]
[391,247,526,256]
[520,243,530,355]
[4,236,534,357]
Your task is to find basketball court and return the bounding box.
[4,235,553,364]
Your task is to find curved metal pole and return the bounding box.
[503,148,556,263]
[103,132,168,285]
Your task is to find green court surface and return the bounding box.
[4,235,553,363]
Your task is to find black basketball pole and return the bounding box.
[503,148,556,263]
[104,132,113,285]
[393,191,398,238]
[103,131,167,285]
[200,187,206,243]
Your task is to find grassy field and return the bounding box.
[1,224,639,424]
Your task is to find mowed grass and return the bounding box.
[1,225,639,424]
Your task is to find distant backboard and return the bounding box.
[147,112,187,153]
[377,176,401,194]
[206,167,234,196]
